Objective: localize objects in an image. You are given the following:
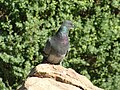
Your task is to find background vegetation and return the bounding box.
[0,0,120,89]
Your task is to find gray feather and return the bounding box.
[42,20,74,64]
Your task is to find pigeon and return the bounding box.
[42,20,74,65]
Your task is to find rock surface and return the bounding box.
[18,64,103,90]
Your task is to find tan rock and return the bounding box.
[18,64,103,90]
[21,77,81,90]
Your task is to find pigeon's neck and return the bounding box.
[56,26,69,37]
[54,26,69,45]
[60,26,69,34]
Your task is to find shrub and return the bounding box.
[0,0,120,89]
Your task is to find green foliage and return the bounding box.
[0,78,9,90]
[0,0,120,89]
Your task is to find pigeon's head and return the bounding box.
[62,20,74,30]
[57,20,74,35]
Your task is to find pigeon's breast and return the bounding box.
[47,53,65,64]
[62,36,69,45]
[51,37,69,55]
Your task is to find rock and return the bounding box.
[18,64,103,90]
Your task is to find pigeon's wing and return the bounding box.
[43,38,51,57]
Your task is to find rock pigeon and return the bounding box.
[42,20,74,65]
